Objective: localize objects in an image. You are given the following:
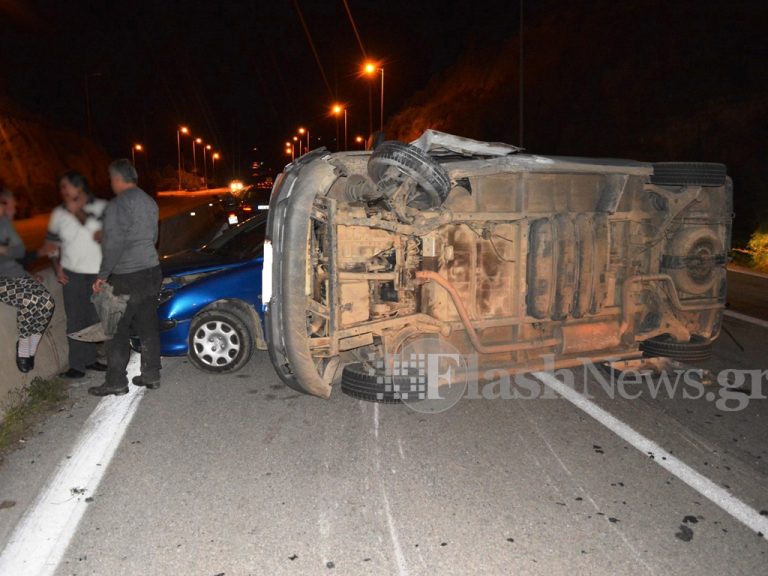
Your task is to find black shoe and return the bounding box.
[16,341,33,373]
[60,368,86,379]
[85,362,108,372]
[132,375,160,390]
[88,383,129,397]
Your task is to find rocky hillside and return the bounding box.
[386,0,767,242]
[0,99,111,217]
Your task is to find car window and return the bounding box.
[243,188,271,205]
[203,218,266,258]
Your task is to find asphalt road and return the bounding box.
[0,314,766,576]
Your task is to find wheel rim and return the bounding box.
[192,320,241,368]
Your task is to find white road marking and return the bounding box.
[371,401,408,576]
[724,309,768,329]
[0,353,145,575]
[381,488,410,576]
[533,371,768,540]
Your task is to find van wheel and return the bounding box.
[649,162,726,187]
[368,141,451,209]
[340,362,422,404]
[662,228,724,295]
[639,334,712,363]
[188,310,253,373]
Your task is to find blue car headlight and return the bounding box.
[159,288,175,304]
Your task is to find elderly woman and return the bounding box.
[0,188,56,372]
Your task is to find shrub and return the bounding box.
[747,229,768,272]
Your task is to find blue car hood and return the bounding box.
[160,249,243,278]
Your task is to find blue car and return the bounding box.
[155,215,267,373]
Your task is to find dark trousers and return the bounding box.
[63,269,99,371]
[106,265,162,387]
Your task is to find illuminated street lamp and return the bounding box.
[202,144,211,188]
[331,103,347,151]
[177,125,189,190]
[131,143,143,165]
[285,140,296,160]
[298,127,310,153]
[363,61,384,133]
[355,135,365,150]
[193,137,203,174]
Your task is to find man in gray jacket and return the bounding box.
[89,160,162,396]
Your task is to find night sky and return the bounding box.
[0,0,519,177]
[1,0,765,202]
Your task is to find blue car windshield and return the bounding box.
[202,218,266,259]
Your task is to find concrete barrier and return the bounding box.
[0,267,68,422]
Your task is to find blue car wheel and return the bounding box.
[188,309,253,373]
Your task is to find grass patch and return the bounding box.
[0,377,69,456]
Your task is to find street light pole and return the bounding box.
[131,143,143,165]
[193,138,202,174]
[298,127,310,153]
[379,67,384,133]
[203,144,211,188]
[177,126,188,191]
[331,104,348,151]
[212,152,220,184]
[368,83,373,138]
[363,62,384,133]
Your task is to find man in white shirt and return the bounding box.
[41,171,108,378]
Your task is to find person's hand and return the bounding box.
[38,241,60,258]
[92,278,107,293]
[0,245,7,256]
[56,268,69,285]
[93,230,103,243]
[33,273,45,283]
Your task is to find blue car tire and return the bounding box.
[188,309,253,373]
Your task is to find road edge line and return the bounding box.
[724,309,768,329]
[0,352,145,576]
[533,371,768,540]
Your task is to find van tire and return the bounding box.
[639,334,713,363]
[650,162,727,187]
[368,141,451,209]
[340,362,422,404]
